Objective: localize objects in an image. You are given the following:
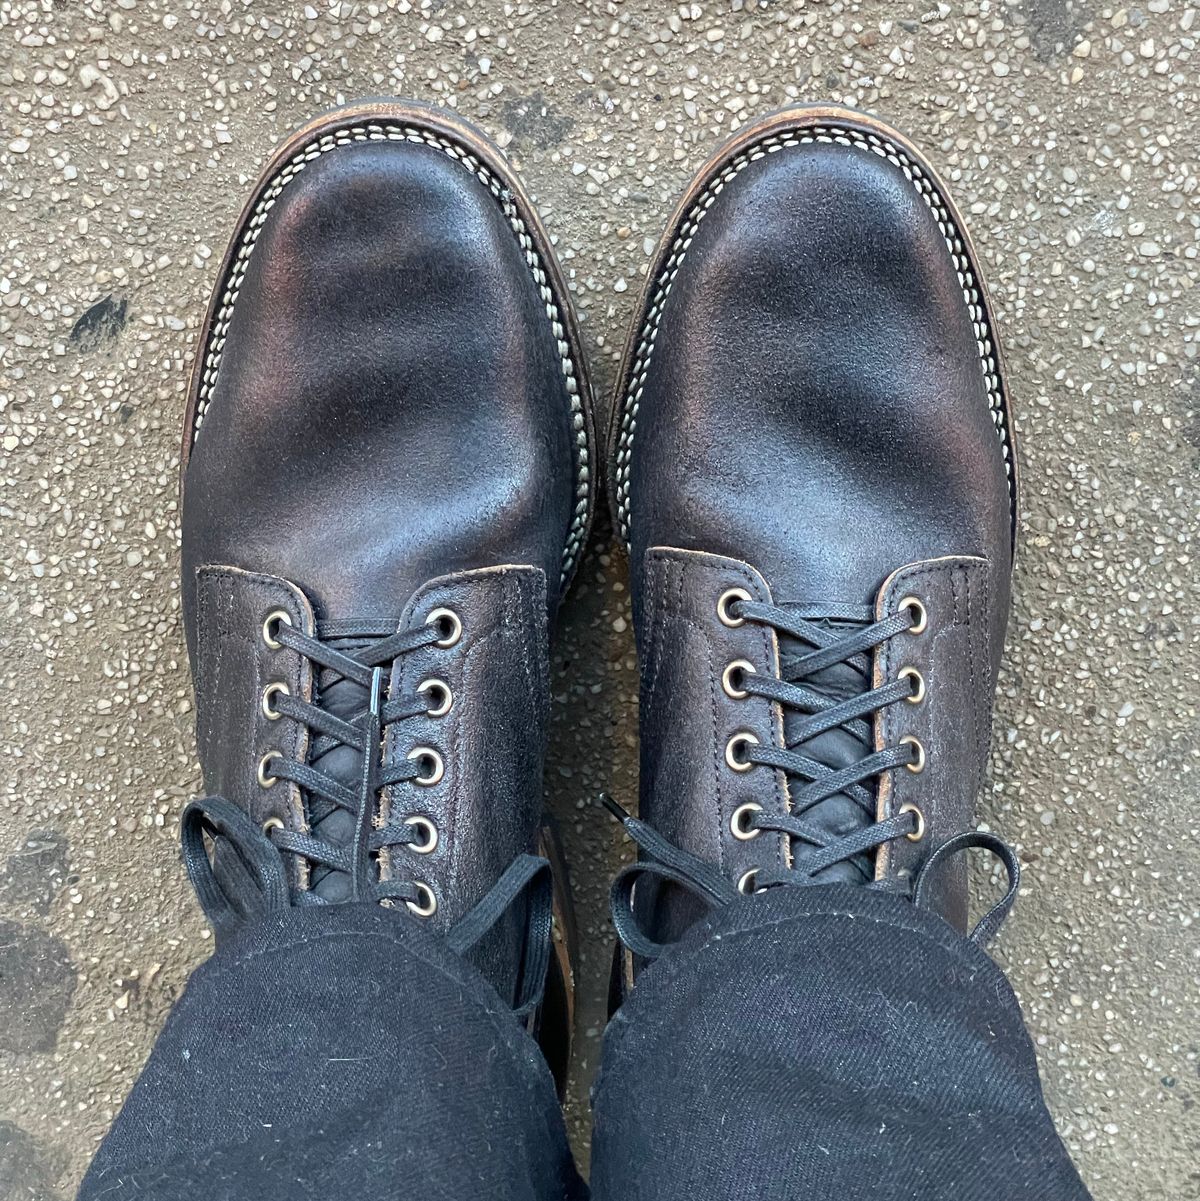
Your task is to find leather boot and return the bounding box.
[607,105,1020,974]
[178,100,595,1085]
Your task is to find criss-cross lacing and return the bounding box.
[180,610,553,1014]
[724,598,930,877]
[607,593,1020,958]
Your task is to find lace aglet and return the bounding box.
[367,665,384,717]
[598,792,632,824]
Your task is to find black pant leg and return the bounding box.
[79,904,581,1201]
[590,886,1091,1201]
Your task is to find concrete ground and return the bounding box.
[1,0,1197,1196]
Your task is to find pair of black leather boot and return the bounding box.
[179,99,1019,1088]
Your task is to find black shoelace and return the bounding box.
[181,613,552,1015]
[607,595,1019,958]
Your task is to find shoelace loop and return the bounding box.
[182,796,553,1015]
[603,795,1020,959]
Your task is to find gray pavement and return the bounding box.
[1,1,1197,1197]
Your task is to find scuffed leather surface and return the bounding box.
[193,569,315,839]
[634,548,791,943]
[627,137,1012,612]
[193,566,317,897]
[182,137,575,645]
[624,123,1014,930]
[874,556,1001,930]
[381,565,550,995]
[636,549,790,883]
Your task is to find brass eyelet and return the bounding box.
[262,609,293,649]
[404,815,439,855]
[899,596,927,635]
[717,587,753,628]
[898,802,926,842]
[737,868,763,895]
[730,801,763,841]
[721,659,757,700]
[262,816,285,835]
[416,678,453,718]
[256,752,280,788]
[898,666,926,704]
[261,681,290,721]
[406,881,438,917]
[408,746,445,787]
[426,607,462,649]
[900,734,926,773]
[724,731,760,773]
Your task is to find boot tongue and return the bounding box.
[777,617,876,885]
[306,637,376,903]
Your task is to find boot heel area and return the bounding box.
[532,817,577,1098]
[607,938,637,1018]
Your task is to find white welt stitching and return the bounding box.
[192,122,590,587]
[613,125,1013,545]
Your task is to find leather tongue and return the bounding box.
[306,640,377,903]
[776,616,876,884]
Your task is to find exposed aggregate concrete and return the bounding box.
[1,1,1197,1196]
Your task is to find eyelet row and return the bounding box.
[260,813,443,917]
[727,799,927,847]
[260,680,456,723]
[717,589,759,794]
[256,605,463,921]
[396,608,462,918]
[718,591,766,866]
[258,811,439,853]
[260,612,295,791]
[395,822,441,913]
[395,607,462,918]
[896,598,928,785]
